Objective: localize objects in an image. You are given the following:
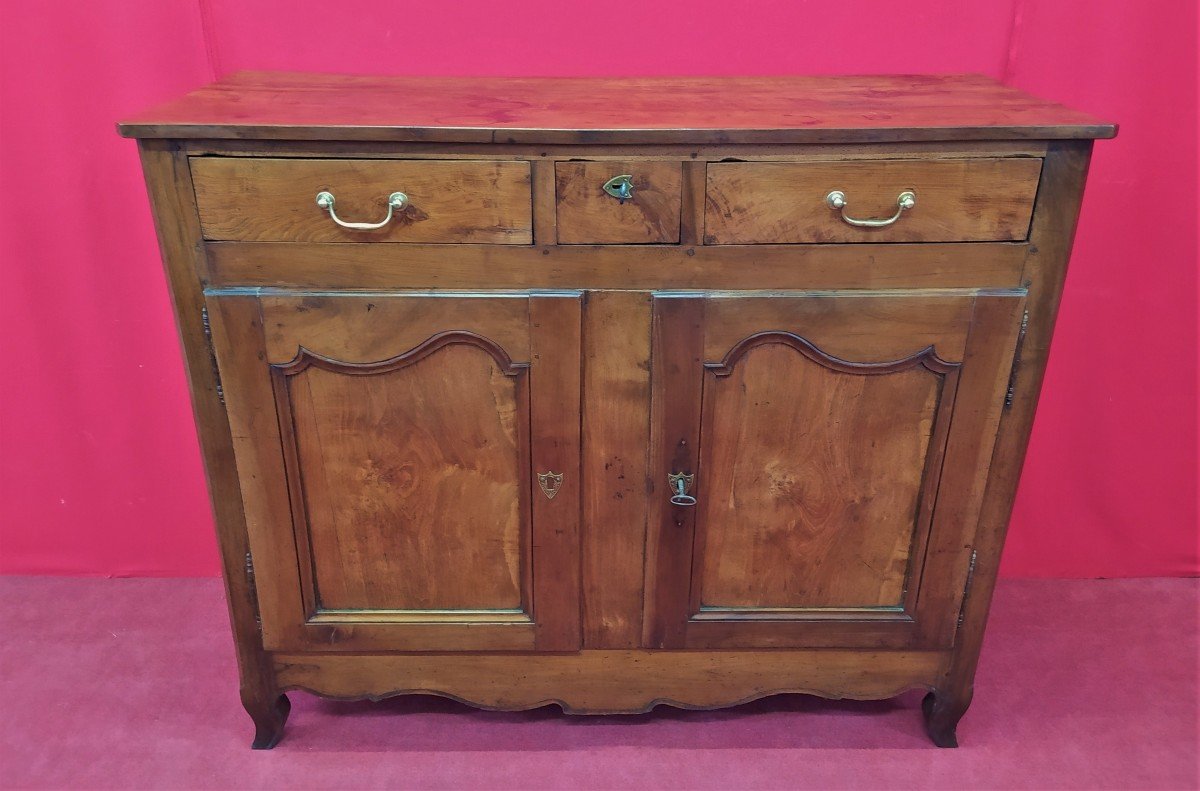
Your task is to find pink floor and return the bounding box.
[0,578,1196,789]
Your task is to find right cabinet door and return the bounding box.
[644,290,1026,650]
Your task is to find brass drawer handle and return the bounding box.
[825,189,916,228]
[315,190,408,230]
[668,472,696,507]
[602,174,635,204]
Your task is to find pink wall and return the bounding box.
[1,1,1196,577]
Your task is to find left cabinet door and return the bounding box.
[206,291,582,653]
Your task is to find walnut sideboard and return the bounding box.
[119,73,1114,748]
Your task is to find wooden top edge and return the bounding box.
[116,124,1118,144]
[117,71,1117,143]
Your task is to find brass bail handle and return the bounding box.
[668,472,696,507]
[315,190,408,230]
[602,174,635,204]
[825,189,916,228]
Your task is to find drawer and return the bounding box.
[704,158,1042,244]
[555,161,683,244]
[190,158,532,243]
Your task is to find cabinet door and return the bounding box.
[644,291,1026,650]
[207,291,581,652]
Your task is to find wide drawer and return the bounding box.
[190,158,533,243]
[555,161,683,244]
[704,158,1042,244]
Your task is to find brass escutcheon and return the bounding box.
[602,174,635,203]
[667,472,696,506]
[537,471,564,500]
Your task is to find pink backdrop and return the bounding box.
[1,1,1196,577]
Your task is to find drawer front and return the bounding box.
[191,158,532,243]
[556,161,683,244]
[704,158,1042,244]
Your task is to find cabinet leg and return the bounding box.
[922,688,971,748]
[244,690,291,750]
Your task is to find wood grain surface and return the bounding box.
[644,290,1026,651]
[705,158,1042,243]
[136,141,291,748]
[580,291,651,648]
[922,141,1095,745]
[119,73,1116,144]
[282,343,527,612]
[208,241,1028,291]
[206,291,583,653]
[192,158,532,243]
[696,343,945,609]
[273,649,946,714]
[555,161,682,244]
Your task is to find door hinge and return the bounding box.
[1004,310,1030,410]
[245,551,262,632]
[200,306,226,406]
[956,549,978,631]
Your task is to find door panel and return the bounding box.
[282,341,528,614]
[645,291,1025,650]
[208,291,581,652]
[695,340,951,611]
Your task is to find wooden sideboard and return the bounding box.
[119,73,1114,748]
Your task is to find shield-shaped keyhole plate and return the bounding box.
[537,471,564,500]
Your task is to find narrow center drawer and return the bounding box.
[704,158,1042,244]
[555,161,683,244]
[191,158,532,243]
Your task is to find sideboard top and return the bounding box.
[118,72,1116,145]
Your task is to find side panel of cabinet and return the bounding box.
[644,291,1026,649]
[207,291,582,652]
